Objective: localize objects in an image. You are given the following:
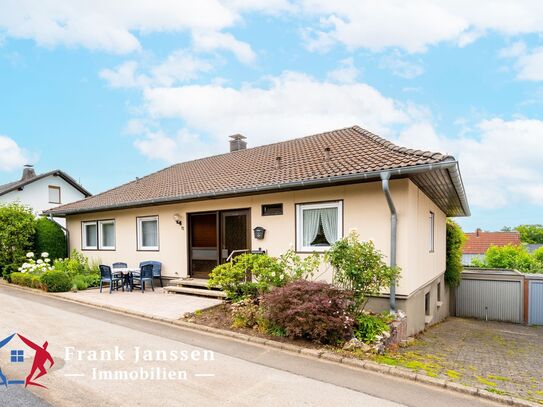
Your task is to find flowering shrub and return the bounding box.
[261,280,355,344]
[18,252,53,275]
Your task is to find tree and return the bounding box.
[34,218,67,260]
[472,244,540,273]
[515,224,543,244]
[0,204,36,278]
[326,231,400,312]
[445,219,465,287]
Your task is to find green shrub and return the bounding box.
[54,250,100,278]
[40,270,73,292]
[326,231,400,312]
[515,224,543,244]
[231,300,262,329]
[354,313,390,344]
[445,219,466,287]
[34,218,67,260]
[261,280,354,344]
[0,203,36,279]
[84,274,101,288]
[473,244,539,273]
[72,274,89,291]
[11,272,33,287]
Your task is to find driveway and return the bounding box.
[0,285,496,407]
[382,317,543,403]
[55,287,222,320]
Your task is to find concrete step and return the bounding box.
[170,278,219,289]
[164,286,227,299]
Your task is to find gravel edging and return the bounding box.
[1,280,539,407]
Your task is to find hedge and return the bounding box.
[34,218,67,260]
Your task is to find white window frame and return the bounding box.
[82,221,98,250]
[137,216,159,251]
[48,185,61,204]
[296,201,343,252]
[98,220,116,250]
[429,211,435,253]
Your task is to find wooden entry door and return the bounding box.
[220,209,251,263]
[188,209,251,279]
[189,212,219,279]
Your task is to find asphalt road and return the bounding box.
[0,385,51,406]
[0,285,499,407]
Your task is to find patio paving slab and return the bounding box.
[55,287,222,320]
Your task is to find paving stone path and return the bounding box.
[389,317,543,403]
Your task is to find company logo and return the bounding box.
[0,333,54,389]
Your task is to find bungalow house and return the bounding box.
[0,165,91,227]
[47,126,470,335]
[462,229,522,266]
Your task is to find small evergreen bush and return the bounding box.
[40,270,73,292]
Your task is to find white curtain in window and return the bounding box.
[102,223,115,247]
[320,208,338,244]
[142,220,158,247]
[86,224,97,247]
[302,209,321,246]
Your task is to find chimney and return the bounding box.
[476,228,482,237]
[21,165,36,181]
[229,134,247,152]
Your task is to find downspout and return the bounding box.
[48,214,70,255]
[380,172,397,312]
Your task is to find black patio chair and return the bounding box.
[99,265,124,294]
[132,264,154,293]
[139,261,163,287]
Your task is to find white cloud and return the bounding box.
[192,31,256,64]
[301,1,543,53]
[499,41,543,81]
[380,54,424,79]
[0,0,239,54]
[393,118,543,209]
[143,71,410,150]
[0,135,31,171]
[100,51,213,89]
[327,57,359,83]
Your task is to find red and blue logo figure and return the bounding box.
[0,333,54,389]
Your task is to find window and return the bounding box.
[137,216,159,251]
[296,201,342,252]
[11,350,24,363]
[48,185,61,204]
[425,292,431,316]
[98,220,116,250]
[82,221,98,250]
[429,211,435,253]
[437,282,441,302]
[262,203,283,216]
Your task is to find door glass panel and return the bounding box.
[222,211,248,261]
[189,213,218,278]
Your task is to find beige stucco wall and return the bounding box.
[66,178,446,297]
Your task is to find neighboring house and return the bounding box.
[0,165,91,227]
[462,229,522,266]
[47,126,470,335]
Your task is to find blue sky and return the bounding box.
[0,1,542,232]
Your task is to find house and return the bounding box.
[462,229,522,266]
[0,165,91,226]
[47,126,470,335]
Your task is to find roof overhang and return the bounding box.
[46,159,470,218]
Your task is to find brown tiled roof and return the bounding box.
[47,125,468,216]
[463,231,522,254]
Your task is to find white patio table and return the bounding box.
[111,267,140,292]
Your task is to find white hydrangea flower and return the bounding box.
[37,259,43,264]
[41,252,49,258]
[45,258,51,263]
[26,252,34,258]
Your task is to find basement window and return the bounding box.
[425,292,431,316]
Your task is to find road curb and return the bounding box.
[1,280,538,406]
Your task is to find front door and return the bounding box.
[220,209,251,264]
[188,209,251,278]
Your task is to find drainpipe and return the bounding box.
[381,172,397,312]
[48,214,70,255]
